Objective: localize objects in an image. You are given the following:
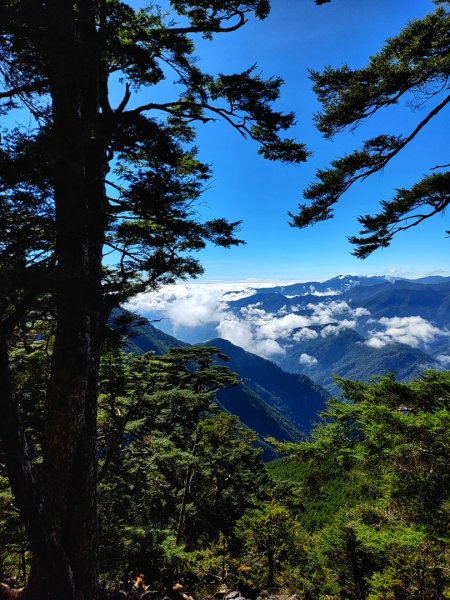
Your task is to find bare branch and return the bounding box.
[115,83,131,114]
[328,93,450,203]
[384,200,449,239]
[0,80,47,100]
[169,11,247,35]
[431,163,450,170]
[360,93,450,182]
[123,99,253,139]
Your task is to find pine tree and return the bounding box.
[290,1,450,257]
[0,2,310,598]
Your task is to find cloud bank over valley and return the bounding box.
[126,276,450,377]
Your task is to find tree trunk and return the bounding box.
[176,433,201,545]
[0,339,77,600]
[2,1,109,597]
[267,539,275,589]
[347,529,365,600]
[25,1,106,598]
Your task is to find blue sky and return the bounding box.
[5,1,447,283]
[159,0,449,282]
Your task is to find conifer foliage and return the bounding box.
[291,0,450,257]
[268,371,450,599]
[0,2,307,598]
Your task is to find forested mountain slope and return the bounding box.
[125,315,329,444]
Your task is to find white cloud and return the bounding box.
[127,280,296,326]
[216,303,317,358]
[240,305,311,339]
[215,299,370,358]
[127,283,372,360]
[123,283,442,365]
[284,286,342,298]
[222,289,257,302]
[306,300,370,330]
[321,319,357,336]
[124,278,450,363]
[299,353,318,367]
[217,313,285,358]
[365,316,447,349]
[127,284,227,328]
[165,290,226,327]
[217,315,254,349]
[292,327,318,341]
[437,354,450,366]
[365,336,387,350]
[256,339,286,357]
[304,286,342,297]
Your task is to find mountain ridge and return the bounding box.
[201,337,328,433]
[124,315,329,450]
[131,273,450,401]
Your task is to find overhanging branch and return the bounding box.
[169,10,246,35]
[0,80,47,100]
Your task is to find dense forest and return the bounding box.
[0,0,449,598]
[1,325,449,598]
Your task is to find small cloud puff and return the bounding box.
[217,314,285,358]
[306,301,370,327]
[292,328,318,341]
[299,353,318,367]
[365,316,447,349]
[320,320,357,336]
[437,354,450,366]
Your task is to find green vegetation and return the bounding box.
[292,0,450,257]
[0,1,449,598]
[2,327,449,599]
[268,371,450,599]
[0,0,307,596]
[0,336,272,589]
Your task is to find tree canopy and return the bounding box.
[269,371,450,599]
[290,0,450,257]
[0,2,309,598]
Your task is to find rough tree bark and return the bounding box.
[39,1,106,597]
[0,1,107,598]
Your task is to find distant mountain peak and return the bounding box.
[130,274,450,399]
